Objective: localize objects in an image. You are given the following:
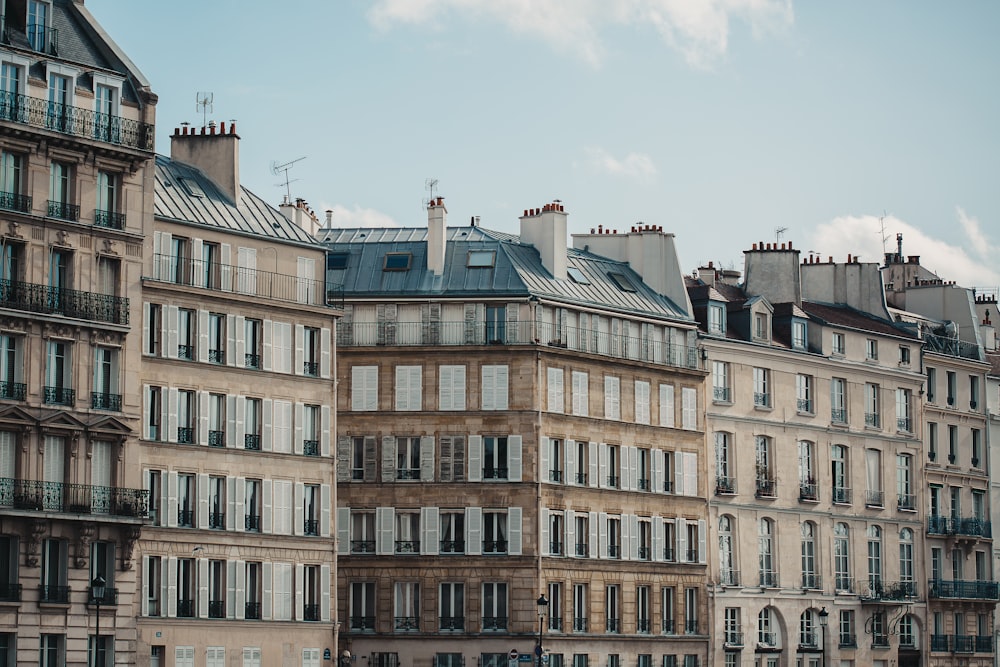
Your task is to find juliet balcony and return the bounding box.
[0,478,148,518]
[0,90,154,152]
[0,279,129,325]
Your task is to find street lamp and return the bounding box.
[91,575,106,667]
[817,606,829,667]
[536,594,549,667]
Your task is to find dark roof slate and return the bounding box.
[801,301,917,339]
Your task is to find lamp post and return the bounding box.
[817,606,829,667]
[536,594,549,667]
[91,575,106,667]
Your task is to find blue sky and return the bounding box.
[90,0,1000,288]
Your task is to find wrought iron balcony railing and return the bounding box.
[46,200,79,221]
[924,331,983,361]
[799,631,818,649]
[872,633,890,648]
[755,477,777,498]
[0,583,21,601]
[897,417,912,432]
[799,482,818,501]
[953,635,975,653]
[0,477,148,517]
[177,509,194,527]
[395,540,420,554]
[245,514,261,532]
[351,539,375,554]
[394,616,418,631]
[860,579,917,602]
[636,619,651,634]
[684,620,699,635]
[801,573,822,590]
[482,616,508,631]
[209,512,225,529]
[87,586,118,605]
[176,427,194,444]
[303,361,319,376]
[834,576,854,593]
[484,540,507,554]
[0,381,26,401]
[43,386,74,406]
[304,518,319,536]
[208,349,225,364]
[759,570,779,588]
[93,209,126,230]
[245,602,262,620]
[797,398,812,413]
[550,541,563,556]
[660,619,673,634]
[865,412,881,428]
[303,604,320,621]
[832,486,852,504]
[483,467,508,480]
[91,392,122,411]
[337,320,700,370]
[208,600,225,618]
[0,279,129,325]
[244,434,262,451]
[753,392,770,408]
[303,439,319,456]
[865,490,884,507]
[39,585,70,603]
[715,476,736,495]
[713,386,730,402]
[176,599,195,618]
[575,543,588,557]
[576,472,589,485]
[396,468,420,480]
[927,515,992,538]
[724,631,744,647]
[0,91,153,151]
[897,493,916,510]
[839,634,857,648]
[831,407,847,423]
[438,616,464,631]
[548,469,564,483]
[975,635,992,652]
[0,191,30,213]
[930,634,950,652]
[719,569,740,586]
[208,430,225,448]
[605,618,620,633]
[439,540,464,554]
[929,579,1000,600]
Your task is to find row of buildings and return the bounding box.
[1,2,998,667]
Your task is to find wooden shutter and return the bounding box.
[421,507,439,556]
[508,435,522,481]
[466,507,482,556]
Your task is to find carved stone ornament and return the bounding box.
[121,525,142,571]
[76,523,95,569]
[5,220,21,239]
[25,519,47,567]
[101,238,118,255]
[55,229,71,247]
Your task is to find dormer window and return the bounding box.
[707,303,726,335]
[28,0,54,54]
[326,253,349,270]
[608,272,636,293]
[383,252,412,271]
[467,250,495,268]
[754,313,769,341]
[791,320,807,350]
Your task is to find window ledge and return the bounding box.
[712,400,733,406]
[754,405,773,413]
[797,410,815,418]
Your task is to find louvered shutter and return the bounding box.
[420,436,435,481]
[468,436,482,482]
[508,435,522,481]
[466,507,482,556]
[421,507,439,556]
[336,507,351,555]
[508,507,522,555]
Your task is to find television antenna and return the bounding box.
[775,227,788,244]
[878,210,890,255]
[195,92,213,128]
[271,157,307,202]
[422,178,439,209]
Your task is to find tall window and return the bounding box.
[485,306,505,344]
[830,377,847,422]
[707,304,725,334]
[896,388,912,431]
[796,374,812,412]
[715,433,733,494]
[394,583,419,631]
[864,383,880,428]
[834,523,850,591]
[719,516,735,585]
[95,170,122,228]
[660,587,674,634]
[572,584,587,632]
[755,436,774,497]
[899,529,914,593]
[791,320,807,349]
[758,518,775,587]
[799,610,816,648]
[896,454,913,510]
[801,522,817,588]
[831,445,849,504]
[350,582,375,630]
[712,361,730,402]
[481,583,508,631]
[605,585,620,633]
[683,588,698,634]
[798,440,816,499]
[0,334,22,400]
[0,151,25,207]
[757,608,776,647]
[45,341,73,405]
[867,525,882,590]
[865,449,883,507]
[752,367,770,407]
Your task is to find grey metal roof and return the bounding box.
[323,226,692,322]
[154,155,318,245]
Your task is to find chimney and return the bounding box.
[519,202,567,281]
[170,122,241,203]
[743,241,801,304]
[427,197,447,276]
[325,209,333,228]
[697,262,716,287]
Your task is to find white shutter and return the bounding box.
[395,365,422,411]
[320,327,331,379]
[197,474,209,529]
[198,391,209,446]
[294,482,305,536]
[627,446,638,491]
[336,507,351,555]
[320,564,331,622]
[167,471,178,528]
[226,476,235,531]
[142,302,151,355]
[481,365,495,410]
[588,442,598,488]
[166,306,179,359]
[141,555,150,617]
[659,384,675,427]
[295,563,304,621]
[682,387,697,430]
[698,519,707,563]
[235,560,246,620]
[320,484,331,538]
[234,395,245,448]
[684,452,698,497]
[598,444,608,489]
[652,517,664,562]
[167,388,179,443]
[262,399,272,452]
[604,376,620,420]
[234,315,246,368]
[564,510,574,555]
[598,512,608,558]
[468,436,482,482]
[677,518,687,562]
[198,557,209,618]
[635,381,650,424]
[652,449,664,494]
[421,507,439,555]
[262,562,272,620]
[674,455,685,496]
[262,319,273,371]
[547,368,564,413]
[565,439,575,486]
[197,309,209,363]
[588,511,598,559]
[234,477,245,533]
[166,556,177,617]
[320,405,331,457]
[143,384,153,440]
[352,366,378,411]
[508,506,522,555]
[420,436,435,481]
[540,437,550,484]
[541,508,550,555]
[294,402,304,455]
[262,480,272,534]
[508,435,522,481]
[466,507,482,556]
[294,324,305,376]
[226,314,237,367]
[376,507,395,555]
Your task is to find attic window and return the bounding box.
[327,253,349,270]
[177,177,205,198]
[383,252,412,271]
[608,271,636,293]
[567,267,590,285]
[467,250,495,268]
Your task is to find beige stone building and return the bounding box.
[325,206,710,667]
[0,1,156,664]
[689,246,927,667]
[134,125,340,667]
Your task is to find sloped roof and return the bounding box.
[153,155,318,245]
[801,301,917,339]
[322,226,691,322]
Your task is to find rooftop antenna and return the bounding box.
[270,157,307,202]
[878,210,890,256]
[195,92,213,128]
[775,227,788,244]
[422,178,439,209]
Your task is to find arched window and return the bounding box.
[719,515,736,585]
[899,528,914,594]
[801,522,817,588]
[834,522,851,591]
[758,518,775,587]
[867,525,883,591]
[758,607,778,647]
[799,609,817,647]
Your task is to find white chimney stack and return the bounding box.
[428,197,447,276]
[519,202,567,281]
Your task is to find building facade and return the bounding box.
[0,0,156,664]
[326,204,710,667]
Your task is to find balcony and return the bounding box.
[304,518,319,536]
[719,569,740,587]
[927,515,992,538]
[93,209,126,230]
[303,604,320,621]
[352,615,376,631]
[724,632,744,648]
[439,540,464,554]
[39,585,70,603]
[834,576,854,593]
[753,392,770,408]
[439,616,464,631]
[797,398,812,413]
[150,254,334,307]
[574,617,588,632]
[303,440,319,456]
[801,573,822,590]
[245,602,262,620]
[0,583,21,601]
[46,200,80,222]
[91,392,122,411]
[759,570,779,588]
[606,618,620,633]
[576,472,589,485]
[897,493,916,511]
[865,490,884,508]
[831,408,847,423]
[0,381,26,401]
[175,599,195,618]
[208,430,225,448]
[209,512,225,529]
[755,477,777,499]
[832,486,852,504]
[799,482,818,501]
[0,91,154,151]
[860,580,917,603]
[208,349,225,364]
[548,469,564,483]
[923,331,983,361]
[839,634,857,648]
[176,427,194,444]
[872,633,890,648]
[303,361,319,376]
[715,476,736,496]
[244,434,261,451]
[930,634,950,652]
[0,279,129,325]
[976,636,992,652]
[177,509,194,527]
[483,616,508,631]
[208,600,225,619]
[351,540,375,554]
[799,632,818,650]
[865,412,881,428]
[394,616,418,631]
[758,632,776,648]
[337,320,700,371]
[244,514,261,532]
[713,386,730,402]
[929,579,1000,600]
[43,386,74,406]
[0,478,148,518]
[0,191,30,213]
[395,540,420,554]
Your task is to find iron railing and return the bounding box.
[208,430,225,448]
[46,200,79,221]
[244,434,261,451]
[801,573,822,590]
[859,580,917,602]
[0,477,148,517]
[303,361,319,376]
[715,476,736,495]
[394,616,418,631]
[43,386,74,406]
[439,540,463,554]
[86,586,119,605]
[929,579,1000,600]
[93,209,126,230]
[0,583,21,601]
[208,349,225,364]
[897,493,916,510]
[337,320,700,370]
[799,482,818,501]
[724,631,744,647]
[438,616,464,631]
[834,576,854,593]
[395,540,419,554]
[719,570,740,586]
[831,407,847,423]
[927,516,992,537]
[482,616,508,630]
[209,600,225,618]
[865,412,881,428]
[923,332,983,361]
[177,599,195,618]
[0,91,154,151]
[0,381,26,400]
[797,398,812,413]
[755,477,777,498]
[150,253,335,308]
[832,486,852,504]
[759,570,779,588]
[0,279,129,324]
[713,386,730,402]
[91,392,122,411]
[684,620,699,635]
[897,417,912,432]
[209,512,225,529]
[304,518,319,536]
[865,490,884,507]
[753,392,770,408]
[177,509,194,527]
[930,634,949,652]
[39,585,70,603]
[245,602,262,619]
[606,618,620,633]
[303,440,319,456]
[660,619,673,634]
[0,191,30,213]
[245,514,261,532]
[304,604,320,621]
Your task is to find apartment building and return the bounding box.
[134,124,340,667]
[689,246,927,667]
[883,250,996,666]
[325,205,710,667]
[0,1,156,665]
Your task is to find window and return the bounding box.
[573,584,588,632]
[177,474,195,527]
[350,581,376,630]
[394,582,419,631]
[755,436,774,497]
[244,318,262,369]
[899,529,914,590]
[949,425,958,463]
[208,561,225,618]
[866,339,878,360]
[798,441,816,500]
[724,607,741,645]
[636,585,651,633]
[683,588,698,634]
[199,242,220,289]
[947,371,956,406]
[718,517,735,584]
[483,511,508,554]
[302,327,320,376]
[574,514,588,557]
[439,582,464,630]
[95,170,123,228]
[606,516,621,559]
[895,388,912,431]
[48,161,77,220]
[758,519,775,587]
[144,555,161,616]
[865,449,883,507]
[481,583,508,630]
[926,366,937,402]
[40,635,64,667]
[567,267,589,284]
[715,433,734,494]
[898,345,911,365]
[707,303,725,334]
[547,368,564,413]
[548,511,564,554]
[351,366,378,411]
[834,523,850,591]
[395,436,421,480]
[177,309,195,360]
[485,306,505,343]
[608,272,635,292]
[245,398,262,450]
[207,313,225,363]
[571,371,589,416]
[244,479,262,532]
[660,587,674,634]
[839,610,855,647]
[209,477,225,529]
[245,562,262,619]
[970,375,980,409]
[177,390,195,444]
[439,365,466,411]
[383,252,412,271]
[546,438,563,483]
[972,429,982,466]
[832,332,845,355]
[604,376,620,420]
[349,511,375,553]
[176,558,195,617]
[93,80,120,141]
[752,368,770,408]
[481,365,509,410]
[791,320,806,349]
[799,609,817,648]
[753,312,769,341]
[866,525,882,591]
[757,608,776,647]
[830,377,846,423]
[634,380,650,424]
[711,362,730,402]
[327,252,349,270]
[801,522,818,588]
[0,151,27,212]
[864,383,880,428]
[0,333,25,400]
[44,340,73,405]
[482,436,509,480]
[438,435,466,482]
[928,422,938,461]
[832,444,849,503]
[40,539,67,602]
[605,584,620,632]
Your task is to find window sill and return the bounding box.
[712,399,733,406]
[830,421,849,429]
[753,405,773,412]
[796,410,815,418]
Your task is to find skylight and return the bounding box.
[567,267,590,284]
[327,252,349,270]
[608,271,636,292]
[177,177,205,198]
[383,252,412,271]
[467,250,496,268]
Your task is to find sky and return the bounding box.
[89,0,1000,290]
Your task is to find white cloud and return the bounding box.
[368,0,793,67]
[581,146,658,181]
[808,210,1000,289]
[321,203,399,228]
